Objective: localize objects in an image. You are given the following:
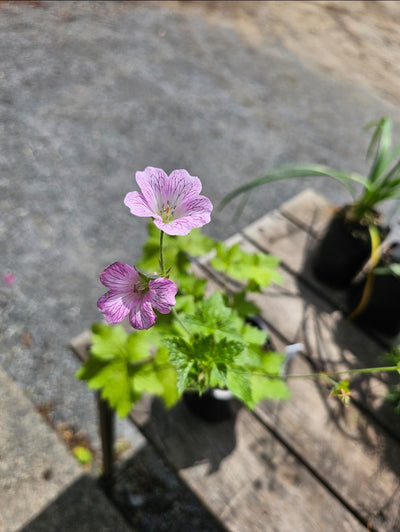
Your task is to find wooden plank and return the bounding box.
[130,396,365,532]
[256,355,400,532]
[278,187,336,236]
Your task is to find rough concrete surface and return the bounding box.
[0,366,131,532]
[1,0,400,529]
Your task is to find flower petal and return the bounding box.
[135,167,169,213]
[124,191,155,218]
[180,195,213,217]
[153,195,213,235]
[97,290,134,323]
[164,169,203,207]
[129,294,157,330]
[100,262,138,291]
[149,278,177,314]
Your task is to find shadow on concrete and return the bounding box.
[20,474,131,532]
[20,443,226,532]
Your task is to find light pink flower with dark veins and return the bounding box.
[124,167,213,236]
[97,262,177,330]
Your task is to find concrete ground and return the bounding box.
[1,1,400,529]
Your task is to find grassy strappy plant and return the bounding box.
[221,118,400,224]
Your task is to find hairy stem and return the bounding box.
[172,308,192,336]
[284,365,398,380]
[159,230,165,275]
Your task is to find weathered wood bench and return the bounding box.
[71,189,400,531]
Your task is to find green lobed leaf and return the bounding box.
[165,333,247,394]
[258,350,286,375]
[249,350,289,405]
[152,347,180,406]
[210,242,282,287]
[164,336,195,394]
[177,274,208,300]
[78,323,179,416]
[209,365,228,389]
[90,323,128,360]
[126,328,158,363]
[245,279,263,293]
[77,356,139,417]
[249,374,290,406]
[240,322,268,348]
[75,356,109,385]
[196,335,245,367]
[230,290,261,318]
[176,361,195,395]
[227,349,289,408]
[133,348,179,407]
[165,337,192,366]
[183,292,241,342]
[226,369,252,406]
[174,294,197,314]
[201,291,232,323]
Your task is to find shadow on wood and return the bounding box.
[132,396,240,475]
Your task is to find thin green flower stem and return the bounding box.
[159,230,165,275]
[283,365,398,380]
[172,308,192,337]
[229,365,399,381]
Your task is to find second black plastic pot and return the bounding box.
[312,205,388,289]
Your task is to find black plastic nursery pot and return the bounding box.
[183,388,235,422]
[347,243,400,337]
[312,205,388,289]
[183,315,273,422]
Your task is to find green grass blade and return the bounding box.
[220,164,367,209]
[366,118,393,183]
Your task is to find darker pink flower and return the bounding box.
[97,262,177,330]
[124,167,213,236]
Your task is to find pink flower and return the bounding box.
[124,167,213,236]
[97,262,177,330]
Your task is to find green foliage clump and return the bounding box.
[77,223,288,417]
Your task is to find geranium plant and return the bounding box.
[76,166,400,488]
[77,167,288,419]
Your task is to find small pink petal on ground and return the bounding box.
[3,273,16,285]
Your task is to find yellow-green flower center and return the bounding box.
[160,201,176,223]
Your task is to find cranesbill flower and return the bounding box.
[124,167,213,236]
[97,262,177,330]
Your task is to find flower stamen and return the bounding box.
[160,201,176,223]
